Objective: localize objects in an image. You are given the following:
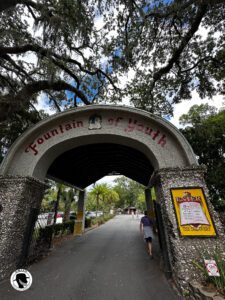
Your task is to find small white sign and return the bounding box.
[204,259,220,277]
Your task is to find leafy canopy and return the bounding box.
[0,0,225,121]
[98,0,225,115]
[113,176,145,209]
[86,183,119,212]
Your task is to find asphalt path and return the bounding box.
[0,215,181,300]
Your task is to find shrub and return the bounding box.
[62,220,75,234]
[37,220,75,242]
[85,217,92,228]
[38,226,53,244]
[53,223,63,236]
[85,213,115,228]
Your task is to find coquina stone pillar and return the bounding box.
[151,166,225,294]
[74,190,86,236]
[0,176,47,281]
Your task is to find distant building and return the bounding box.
[124,206,136,214]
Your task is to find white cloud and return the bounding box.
[95,15,104,31]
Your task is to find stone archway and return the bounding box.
[0,105,224,293]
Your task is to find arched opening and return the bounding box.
[47,143,154,188]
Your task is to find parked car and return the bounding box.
[36,213,48,228]
[86,211,96,219]
[56,212,64,224]
[69,211,76,220]
[36,212,54,227]
[85,211,103,218]
[46,212,54,225]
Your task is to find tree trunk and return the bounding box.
[63,190,73,223]
[96,193,99,218]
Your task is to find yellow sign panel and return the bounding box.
[171,187,216,237]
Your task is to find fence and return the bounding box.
[25,209,55,264]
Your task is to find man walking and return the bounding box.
[140,211,154,258]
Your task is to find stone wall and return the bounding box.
[189,282,224,300]
[152,166,225,296]
[218,211,225,229]
[0,176,47,280]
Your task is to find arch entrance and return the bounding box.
[0,105,224,293]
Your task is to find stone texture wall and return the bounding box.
[152,166,225,296]
[189,282,224,300]
[218,211,225,230]
[0,176,47,281]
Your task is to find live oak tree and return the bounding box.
[1,1,225,119]
[97,0,225,115]
[1,0,225,158]
[180,105,225,210]
[0,0,119,122]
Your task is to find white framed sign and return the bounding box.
[204,259,220,277]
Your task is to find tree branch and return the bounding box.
[0,80,90,123]
[181,56,221,73]
[1,53,33,81]
[47,92,62,112]
[0,44,118,91]
[15,80,90,104]
[150,4,208,90]
[0,0,40,13]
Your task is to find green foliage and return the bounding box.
[0,0,118,123]
[38,226,53,243]
[62,220,75,234]
[180,106,225,210]
[85,214,114,228]
[1,0,225,126]
[113,176,145,209]
[41,183,78,221]
[0,109,48,164]
[86,183,119,213]
[85,217,92,228]
[38,220,75,242]
[179,104,217,126]
[193,249,225,296]
[41,187,58,212]
[98,0,225,114]
[62,188,77,223]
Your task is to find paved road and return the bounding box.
[0,215,181,300]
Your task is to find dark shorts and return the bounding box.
[145,237,152,243]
